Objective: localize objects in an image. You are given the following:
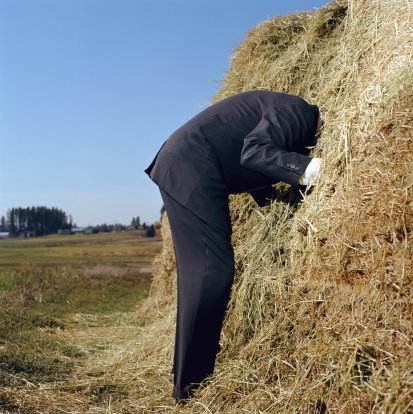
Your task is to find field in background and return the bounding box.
[0,230,160,266]
[0,231,162,402]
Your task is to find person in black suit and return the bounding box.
[144,90,323,403]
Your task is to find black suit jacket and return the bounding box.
[144,90,319,210]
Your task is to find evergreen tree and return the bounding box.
[130,216,141,229]
[0,216,6,231]
[7,209,16,235]
[5,206,73,236]
[145,224,155,237]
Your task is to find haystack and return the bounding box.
[140,0,413,412]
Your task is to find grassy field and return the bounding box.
[0,231,160,266]
[0,230,162,407]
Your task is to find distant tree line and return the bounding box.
[130,216,155,236]
[0,208,159,238]
[1,206,73,236]
[83,223,129,233]
[129,216,153,233]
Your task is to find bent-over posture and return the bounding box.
[144,90,323,403]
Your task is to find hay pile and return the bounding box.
[140,0,413,412]
[2,0,411,412]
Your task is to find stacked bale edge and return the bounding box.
[139,0,412,412]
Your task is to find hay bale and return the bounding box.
[138,0,412,412]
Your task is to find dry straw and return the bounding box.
[2,0,411,412]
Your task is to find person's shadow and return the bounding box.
[265,183,314,209]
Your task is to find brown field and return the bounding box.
[0,231,162,413]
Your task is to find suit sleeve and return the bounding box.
[240,111,313,187]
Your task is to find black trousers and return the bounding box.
[159,188,235,400]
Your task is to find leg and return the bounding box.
[159,188,235,401]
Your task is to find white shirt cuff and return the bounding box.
[299,158,322,185]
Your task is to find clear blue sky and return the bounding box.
[0,0,330,227]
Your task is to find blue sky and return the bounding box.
[0,0,330,227]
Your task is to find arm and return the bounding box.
[249,158,323,207]
[240,112,313,187]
